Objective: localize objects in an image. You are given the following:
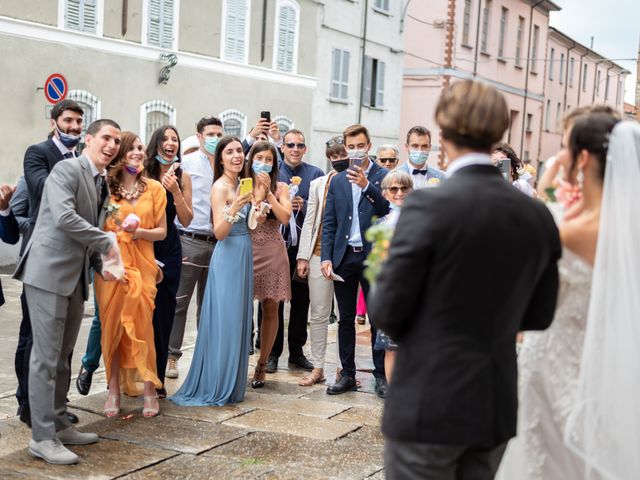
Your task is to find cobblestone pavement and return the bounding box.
[0,274,385,479]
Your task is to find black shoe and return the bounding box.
[66,411,79,424]
[156,387,167,399]
[19,405,32,428]
[75,365,93,396]
[249,346,255,356]
[374,377,389,399]
[288,354,313,371]
[326,376,358,395]
[265,356,278,373]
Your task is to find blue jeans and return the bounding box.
[81,292,102,373]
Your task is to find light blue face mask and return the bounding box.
[204,136,220,154]
[155,154,178,165]
[408,150,429,165]
[252,160,273,175]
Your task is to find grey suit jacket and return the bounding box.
[398,161,445,181]
[14,156,113,300]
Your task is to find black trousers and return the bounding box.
[333,248,385,379]
[153,254,181,384]
[384,437,508,480]
[269,244,309,360]
[14,288,32,410]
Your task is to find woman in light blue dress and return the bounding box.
[171,136,255,406]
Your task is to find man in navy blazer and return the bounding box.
[0,183,21,307]
[321,124,390,397]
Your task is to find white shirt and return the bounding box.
[348,159,373,248]
[175,149,214,234]
[406,160,430,189]
[51,135,77,157]
[445,153,493,178]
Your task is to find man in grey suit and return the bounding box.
[14,119,121,464]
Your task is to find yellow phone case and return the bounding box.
[239,178,253,197]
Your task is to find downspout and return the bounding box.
[122,0,128,36]
[357,0,369,124]
[472,0,483,77]
[520,0,545,160]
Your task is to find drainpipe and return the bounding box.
[400,0,412,33]
[519,0,544,160]
[357,0,369,124]
[121,0,128,36]
[472,0,483,77]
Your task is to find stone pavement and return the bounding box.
[0,274,386,479]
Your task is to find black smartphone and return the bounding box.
[260,111,271,123]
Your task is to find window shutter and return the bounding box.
[375,60,385,107]
[149,0,161,46]
[161,0,174,48]
[66,0,82,30]
[225,0,248,62]
[341,50,350,99]
[362,56,373,106]
[276,4,297,72]
[331,48,340,98]
[82,0,97,33]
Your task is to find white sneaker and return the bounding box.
[57,426,99,445]
[166,358,179,379]
[28,439,79,464]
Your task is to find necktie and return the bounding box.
[63,152,74,159]
[95,176,104,209]
[412,169,428,176]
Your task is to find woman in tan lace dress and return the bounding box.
[247,141,292,388]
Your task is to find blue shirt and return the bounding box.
[348,160,373,247]
[278,160,324,246]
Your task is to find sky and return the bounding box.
[549,0,639,104]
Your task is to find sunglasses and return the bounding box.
[325,137,344,147]
[285,142,306,149]
[387,186,410,194]
[379,158,397,164]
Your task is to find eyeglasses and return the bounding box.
[387,186,410,194]
[325,137,344,147]
[379,158,397,165]
[285,142,306,149]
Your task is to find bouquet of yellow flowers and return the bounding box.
[364,219,394,285]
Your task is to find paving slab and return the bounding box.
[222,409,361,441]
[248,379,325,397]
[160,398,251,424]
[92,413,248,454]
[338,425,385,448]
[301,389,384,409]
[0,438,176,480]
[331,405,382,427]
[121,452,274,479]
[239,391,350,418]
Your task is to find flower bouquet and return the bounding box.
[364,218,395,286]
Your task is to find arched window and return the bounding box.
[68,90,101,149]
[221,0,251,63]
[273,0,299,73]
[140,100,176,143]
[273,115,294,138]
[220,109,247,138]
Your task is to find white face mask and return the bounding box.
[409,150,429,165]
[347,149,367,161]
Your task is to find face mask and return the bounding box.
[155,154,178,165]
[331,159,349,173]
[409,150,429,165]
[252,160,273,175]
[124,164,144,175]
[347,149,367,161]
[56,126,82,148]
[204,136,220,154]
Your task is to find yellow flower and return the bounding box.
[427,177,441,185]
[290,176,302,186]
[524,164,537,176]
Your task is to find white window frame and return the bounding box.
[221,0,252,64]
[549,47,555,81]
[462,0,472,45]
[219,109,247,138]
[58,0,104,36]
[68,90,101,148]
[480,0,491,54]
[498,7,508,58]
[272,0,300,73]
[569,57,575,87]
[544,99,551,131]
[273,115,294,137]
[141,0,181,50]
[559,53,564,84]
[373,0,390,12]
[139,100,177,144]
[330,48,350,101]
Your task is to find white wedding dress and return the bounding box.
[497,247,592,479]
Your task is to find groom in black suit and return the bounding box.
[369,80,561,479]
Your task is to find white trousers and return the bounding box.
[307,255,340,369]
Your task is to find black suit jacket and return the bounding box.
[0,210,21,307]
[23,139,65,246]
[369,164,561,448]
[321,161,389,268]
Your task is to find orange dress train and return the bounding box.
[95,179,167,396]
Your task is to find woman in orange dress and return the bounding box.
[95,131,167,418]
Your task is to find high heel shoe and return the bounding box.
[104,394,120,418]
[251,362,267,389]
[142,395,159,418]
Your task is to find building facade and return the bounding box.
[401,0,628,169]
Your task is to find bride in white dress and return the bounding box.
[497,112,621,479]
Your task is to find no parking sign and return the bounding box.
[44,73,68,104]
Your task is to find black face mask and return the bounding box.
[331,159,349,172]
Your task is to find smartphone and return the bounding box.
[167,161,180,175]
[239,178,253,197]
[260,111,271,123]
[497,159,511,181]
[349,157,364,170]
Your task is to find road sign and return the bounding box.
[44,73,68,104]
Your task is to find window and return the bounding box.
[480,0,491,53]
[147,0,176,49]
[462,0,472,45]
[569,57,575,87]
[362,56,385,108]
[530,25,539,73]
[548,48,555,80]
[515,16,524,67]
[220,109,247,137]
[556,102,562,132]
[596,69,601,97]
[63,0,101,34]
[498,7,508,58]
[274,115,294,138]
[221,0,250,63]
[582,64,588,92]
[374,0,390,11]
[559,53,565,84]
[605,74,610,101]
[273,0,299,73]
[68,90,101,149]
[526,113,533,132]
[544,99,551,131]
[330,48,350,100]
[616,80,623,105]
[140,100,176,143]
